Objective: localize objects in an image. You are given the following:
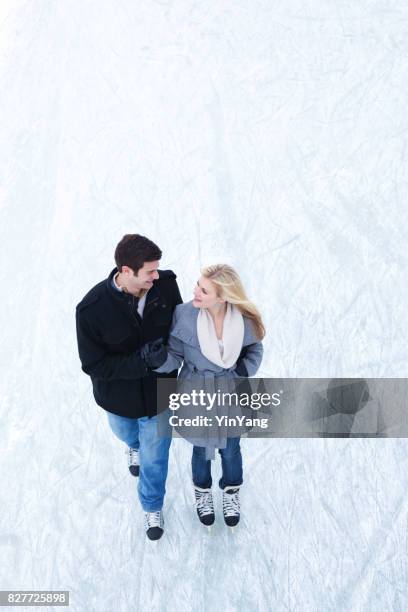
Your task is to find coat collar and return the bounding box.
[106,268,166,319]
[171,302,199,346]
[171,301,258,348]
[142,283,163,319]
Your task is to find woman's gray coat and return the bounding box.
[155,301,264,458]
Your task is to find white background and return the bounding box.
[1,1,407,610]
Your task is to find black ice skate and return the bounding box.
[144,511,164,541]
[126,447,140,477]
[194,486,215,526]
[222,486,240,527]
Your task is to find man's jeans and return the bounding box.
[107,411,172,512]
[192,437,243,490]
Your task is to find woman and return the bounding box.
[154,264,265,528]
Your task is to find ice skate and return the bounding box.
[194,486,215,527]
[222,486,240,527]
[144,510,164,541]
[126,447,140,477]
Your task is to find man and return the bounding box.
[75,234,182,540]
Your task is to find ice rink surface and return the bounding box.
[1,1,407,610]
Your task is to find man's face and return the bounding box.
[122,260,160,294]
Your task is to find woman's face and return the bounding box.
[192,276,225,310]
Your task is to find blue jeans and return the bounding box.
[107,411,172,512]
[192,437,243,490]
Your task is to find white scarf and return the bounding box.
[197,303,244,368]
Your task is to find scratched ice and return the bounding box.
[0,1,407,610]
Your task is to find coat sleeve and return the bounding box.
[173,278,183,307]
[236,341,264,377]
[76,309,150,381]
[153,307,185,373]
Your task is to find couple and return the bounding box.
[76,234,265,540]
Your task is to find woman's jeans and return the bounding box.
[192,437,243,490]
[107,411,171,513]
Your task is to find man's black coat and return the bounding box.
[76,268,182,418]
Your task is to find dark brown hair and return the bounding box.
[114,234,162,275]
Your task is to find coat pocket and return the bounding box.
[153,305,173,327]
[101,328,134,352]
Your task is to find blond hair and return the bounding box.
[201,264,265,340]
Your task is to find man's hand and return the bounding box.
[140,338,168,369]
